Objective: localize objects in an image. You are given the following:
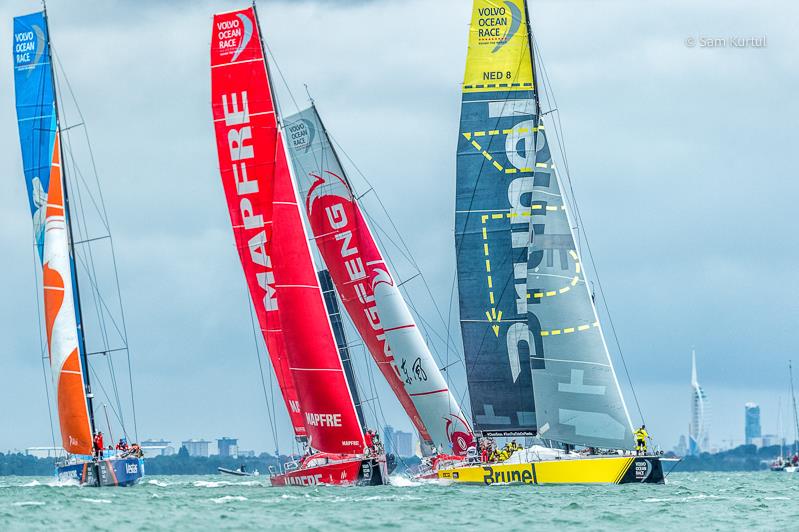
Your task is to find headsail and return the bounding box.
[456,0,634,448]
[526,122,634,449]
[455,0,537,434]
[284,106,474,455]
[211,7,365,454]
[13,11,93,456]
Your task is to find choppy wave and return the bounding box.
[12,501,45,507]
[2,472,797,530]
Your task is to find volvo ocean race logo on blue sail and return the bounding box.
[14,24,45,70]
[216,12,252,61]
[476,1,521,53]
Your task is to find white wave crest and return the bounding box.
[388,475,420,487]
[81,498,112,504]
[211,495,248,504]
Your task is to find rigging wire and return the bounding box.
[245,290,281,456]
[49,43,140,440]
[32,245,58,452]
[262,41,460,444]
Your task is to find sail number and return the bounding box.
[483,71,513,81]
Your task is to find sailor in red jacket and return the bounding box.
[364,430,374,454]
[93,432,104,459]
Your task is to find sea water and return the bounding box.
[0,472,796,530]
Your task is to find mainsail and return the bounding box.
[284,106,475,455]
[455,0,538,434]
[211,7,365,454]
[456,0,634,448]
[13,11,93,455]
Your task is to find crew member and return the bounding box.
[364,430,374,454]
[93,432,104,459]
[634,425,649,455]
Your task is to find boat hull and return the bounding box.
[57,457,144,487]
[271,456,388,487]
[437,456,665,485]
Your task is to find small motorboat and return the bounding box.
[218,466,259,477]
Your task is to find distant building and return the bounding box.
[689,351,710,455]
[25,446,65,459]
[745,403,761,445]
[761,434,780,448]
[673,435,687,456]
[217,437,238,458]
[383,426,396,454]
[382,425,414,457]
[181,439,211,457]
[394,430,413,457]
[237,450,256,458]
[141,439,175,457]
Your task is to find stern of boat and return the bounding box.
[57,456,144,487]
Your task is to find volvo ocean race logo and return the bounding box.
[216,12,252,61]
[477,1,522,53]
[14,24,45,72]
[287,118,316,154]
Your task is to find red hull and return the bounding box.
[271,453,388,486]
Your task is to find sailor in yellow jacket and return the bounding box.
[634,425,650,455]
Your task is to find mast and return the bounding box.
[252,2,283,126]
[793,363,797,455]
[42,3,96,437]
[522,0,541,118]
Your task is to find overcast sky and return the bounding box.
[1,0,796,454]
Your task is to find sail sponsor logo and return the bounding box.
[306,175,399,377]
[287,119,315,153]
[216,13,252,62]
[481,465,534,485]
[476,1,521,53]
[285,473,323,486]
[14,26,44,69]
[305,412,342,427]
[289,400,301,414]
[125,462,139,475]
[222,90,278,312]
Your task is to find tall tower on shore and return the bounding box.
[689,350,710,454]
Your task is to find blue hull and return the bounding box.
[57,457,144,487]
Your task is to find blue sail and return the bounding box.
[13,11,57,260]
[14,11,95,451]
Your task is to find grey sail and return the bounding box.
[526,121,635,450]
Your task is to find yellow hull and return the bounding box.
[437,456,665,485]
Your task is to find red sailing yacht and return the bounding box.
[210,5,388,486]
